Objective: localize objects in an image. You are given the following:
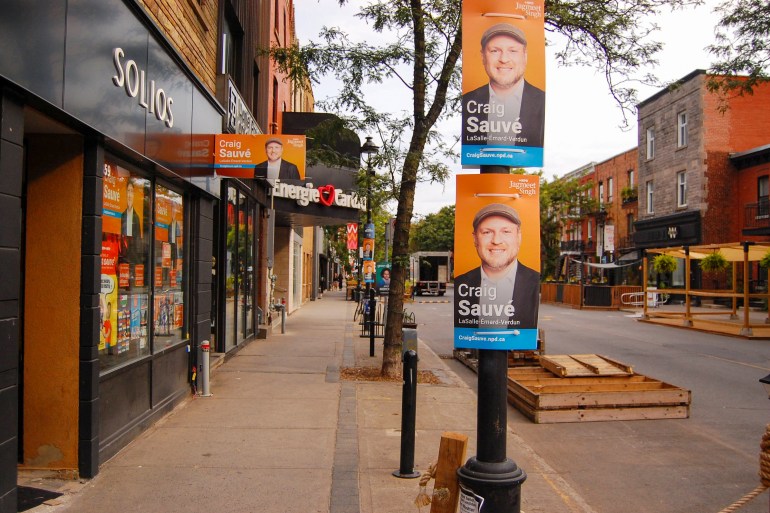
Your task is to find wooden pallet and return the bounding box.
[507,359,691,423]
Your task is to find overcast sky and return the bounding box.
[294,0,723,217]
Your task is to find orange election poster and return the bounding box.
[215,134,306,181]
[461,0,546,168]
[453,174,540,351]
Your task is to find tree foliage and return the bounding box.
[708,0,770,98]
[410,205,455,252]
[540,176,597,280]
[271,0,704,375]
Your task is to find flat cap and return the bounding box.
[481,23,527,49]
[473,203,521,230]
[265,137,283,146]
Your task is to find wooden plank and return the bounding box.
[540,355,588,376]
[511,375,650,386]
[534,389,691,409]
[429,432,468,513]
[531,405,690,424]
[571,354,633,375]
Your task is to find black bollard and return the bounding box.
[393,350,420,479]
[368,288,376,357]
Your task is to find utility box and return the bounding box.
[402,328,418,356]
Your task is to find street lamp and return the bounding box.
[361,136,379,357]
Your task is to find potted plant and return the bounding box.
[652,254,677,275]
[621,186,638,203]
[760,250,770,269]
[700,251,729,272]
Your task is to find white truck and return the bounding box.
[410,251,452,296]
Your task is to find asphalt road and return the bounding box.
[409,285,770,513]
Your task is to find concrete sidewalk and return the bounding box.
[22,289,589,513]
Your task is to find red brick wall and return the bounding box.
[595,148,638,248]
[137,0,219,93]
[269,1,294,133]
[703,80,770,153]
[703,151,739,243]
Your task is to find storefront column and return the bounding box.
[0,88,24,513]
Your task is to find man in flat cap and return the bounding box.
[255,137,301,182]
[454,203,540,330]
[462,22,545,148]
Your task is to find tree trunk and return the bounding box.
[381,149,422,377]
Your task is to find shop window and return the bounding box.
[100,160,186,372]
[100,163,152,371]
[153,184,185,348]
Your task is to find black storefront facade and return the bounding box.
[634,211,703,290]
[0,2,269,510]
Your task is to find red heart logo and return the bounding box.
[318,185,336,206]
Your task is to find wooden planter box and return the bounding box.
[507,356,691,423]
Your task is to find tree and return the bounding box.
[708,0,770,98]
[272,0,702,377]
[540,176,597,280]
[410,205,455,252]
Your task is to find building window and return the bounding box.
[598,182,604,205]
[100,160,186,372]
[646,180,654,214]
[677,171,687,207]
[759,176,769,217]
[608,177,614,203]
[627,169,634,187]
[627,213,635,235]
[221,14,243,83]
[677,112,688,148]
[646,128,655,160]
[587,219,593,240]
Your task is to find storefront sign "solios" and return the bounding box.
[112,48,174,128]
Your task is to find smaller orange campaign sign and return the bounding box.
[214,134,306,181]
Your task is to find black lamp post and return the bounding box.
[361,136,379,357]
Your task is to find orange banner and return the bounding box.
[214,134,306,181]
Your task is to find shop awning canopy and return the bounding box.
[645,243,770,262]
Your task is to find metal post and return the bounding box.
[369,288,376,357]
[199,340,212,397]
[457,164,526,512]
[393,350,420,479]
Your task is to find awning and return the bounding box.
[645,243,770,261]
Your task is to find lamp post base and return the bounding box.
[457,457,526,512]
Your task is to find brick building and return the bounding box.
[635,70,770,251]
